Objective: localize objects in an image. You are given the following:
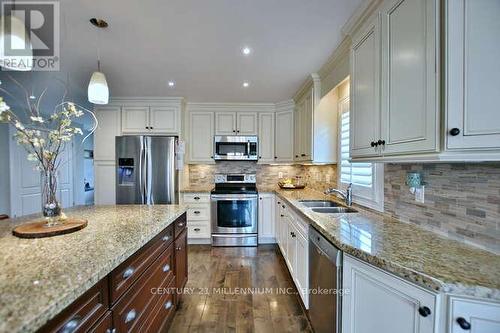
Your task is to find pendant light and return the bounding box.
[0,2,34,71]
[88,18,109,105]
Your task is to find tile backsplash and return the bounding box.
[384,163,500,253]
[187,162,337,192]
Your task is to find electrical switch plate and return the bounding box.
[278,172,283,179]
[415,186,425,203]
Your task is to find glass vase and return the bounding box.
[41,169,62,226]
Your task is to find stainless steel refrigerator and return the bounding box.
[116,136,178,204]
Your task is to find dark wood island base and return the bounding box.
[38,213,188,333]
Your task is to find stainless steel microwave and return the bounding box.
[213,136,258,161]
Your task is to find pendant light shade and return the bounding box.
[88,70,109,105]
[0,15,33,71]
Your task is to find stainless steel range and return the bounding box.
[211,173,258,246]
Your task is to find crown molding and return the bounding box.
[275,99,295,112]
[293,73,320,102]
[317,37,351,81]
[341,0,383,37]
[109,96,185,105]
[186,102,276,113]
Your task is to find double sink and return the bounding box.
[299,200,358,214]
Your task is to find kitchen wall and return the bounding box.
[385,163,500,254]
[186,162,337,192]
[0,124,10,215]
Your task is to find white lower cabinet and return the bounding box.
[258,193,275,243]
[182,193,211,242]
[449,297,500,333]
[275,198,309,308]
[342,254,439,333]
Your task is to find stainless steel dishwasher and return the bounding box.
[309,226,342,333]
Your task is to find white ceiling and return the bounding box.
[13,0,363,103]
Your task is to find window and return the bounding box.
[338,97,384,211]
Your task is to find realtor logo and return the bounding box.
[1,1,60,71]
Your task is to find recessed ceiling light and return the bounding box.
[168,81,175,88]
[241,46,252,56]
[242,81,250,88]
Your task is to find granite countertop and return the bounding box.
[274,188,500,301]
[0,205,187,333]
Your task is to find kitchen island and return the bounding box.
[0,205,187,333]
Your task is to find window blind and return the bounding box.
[340,105,373,188]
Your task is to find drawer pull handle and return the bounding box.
[418,306,431,317]
[194,196,200,200]
[178,222,184,227]
[61,316,81,333]
[176,246,182,251]
[125,309,137,323]
[456,317,471,330]
[193,211,201,214]
[194,228,201,231]
[162,235,170,242]
[105,329,116,333]
[163,264,170,272]
[164,300,173,309]
[122,267,135,279]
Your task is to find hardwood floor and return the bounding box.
[169,245,312,333]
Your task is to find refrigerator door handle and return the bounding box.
[145,137,154,204]
[139,138,145,204]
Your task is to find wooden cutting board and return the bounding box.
[12,218,88,239]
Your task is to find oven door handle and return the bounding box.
[211,194,258,200]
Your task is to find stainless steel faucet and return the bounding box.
[324,183,353,206]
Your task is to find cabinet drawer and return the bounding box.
[174,213,187,239]
[110,224,173,303]
[187,206,210,220]
[138,277,176,333]
[112,244,175,333]
[188,223,210,238]
[39,278,109,333]
[89,311,113,333]
[183,193,210,204]
[449,297,500,333]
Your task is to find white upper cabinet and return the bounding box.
[258,112,275,163]
[275,108,295,162]
[446,0,500,151]
[350,14,381,158]
[237,112,258,135]
[215,111,258,136]
[121,102,181,135]
[188,111,214,163]
[293,75,337,163]
[149,106,179,134]
[121,106,149,133]
[215,112,237,135]
[380,0,439,155]
[343,255,438,333]
[94,106,121,161]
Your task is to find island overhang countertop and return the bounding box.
[0,205,187,333]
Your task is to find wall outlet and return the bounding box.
[325,174,331,183]
[278,172,283,179]
[415,186,425,203]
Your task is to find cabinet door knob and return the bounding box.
[418,306,431,317]
[176,246,182,251]
[178,222,184,227]
[456,317,471,330]
[164,300,173,310]
[280,214,284,217]
[125,309,137,323]
[61,316,82,333]
[377,139,383,146]
[370,141,376,147]
[163,264,171,272]
[449,128,461,136]
[259,156,262,159]
[122,267,135,279]
[193,211,200,214]
[194,228,200,232]
[295,155,299,158]
[301,153,306,157]
[162,235,170,242]
[274,156,277,159]
[194,196,200,200]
